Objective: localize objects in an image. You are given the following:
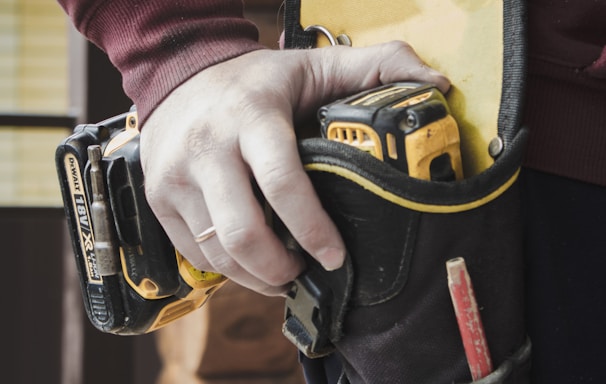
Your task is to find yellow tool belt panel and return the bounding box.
[285,0,526,177]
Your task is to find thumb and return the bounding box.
[294,41,450,116]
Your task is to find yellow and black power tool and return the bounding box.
[56,109,226,335]
[319,82,463,181]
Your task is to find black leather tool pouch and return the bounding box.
[284,132,530,383]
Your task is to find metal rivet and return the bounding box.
[406,114,417,128]
[488,137,504,158]
[336,34,352,47]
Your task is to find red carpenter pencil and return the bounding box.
[446,257,493,380]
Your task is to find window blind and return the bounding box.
[0,0,71,207]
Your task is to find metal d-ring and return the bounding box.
[304,25,352,47]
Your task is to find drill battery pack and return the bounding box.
[56,109,226,335]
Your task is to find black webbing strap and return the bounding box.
[284,0,316,49]
[498,0,527,148]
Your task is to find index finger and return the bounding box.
[240,114,346,271]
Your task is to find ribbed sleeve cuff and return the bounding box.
[72,0,266,125]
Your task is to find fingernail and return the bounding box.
[318,247,346,271]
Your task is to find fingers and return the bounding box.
[189,229,290,296]
[239,111,347,271]
[292,41,450,118]
[189,150,307,289]
[145,156,296,296]
[374,41,450,92]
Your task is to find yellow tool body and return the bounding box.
[320,82,463,181]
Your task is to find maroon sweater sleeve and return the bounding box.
[58,0,266,125]
[524,0,606,186]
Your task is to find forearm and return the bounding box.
[58,0,265,124]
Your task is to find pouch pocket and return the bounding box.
[291,129,529,383]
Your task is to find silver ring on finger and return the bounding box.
[194,226,216,243]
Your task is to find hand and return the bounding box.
[140,41,449,296]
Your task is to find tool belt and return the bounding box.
[281,1,531,383]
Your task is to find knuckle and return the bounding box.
[289,226,336,266]
[220,224,262,256]
[254,152,301,202]
[257,165,301,201]
[144,179,168,210]
[184,121,222,162]
[143,166,187,211]
[293,224,325,248]
[219,225,298,287]
[382,40,413,54]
